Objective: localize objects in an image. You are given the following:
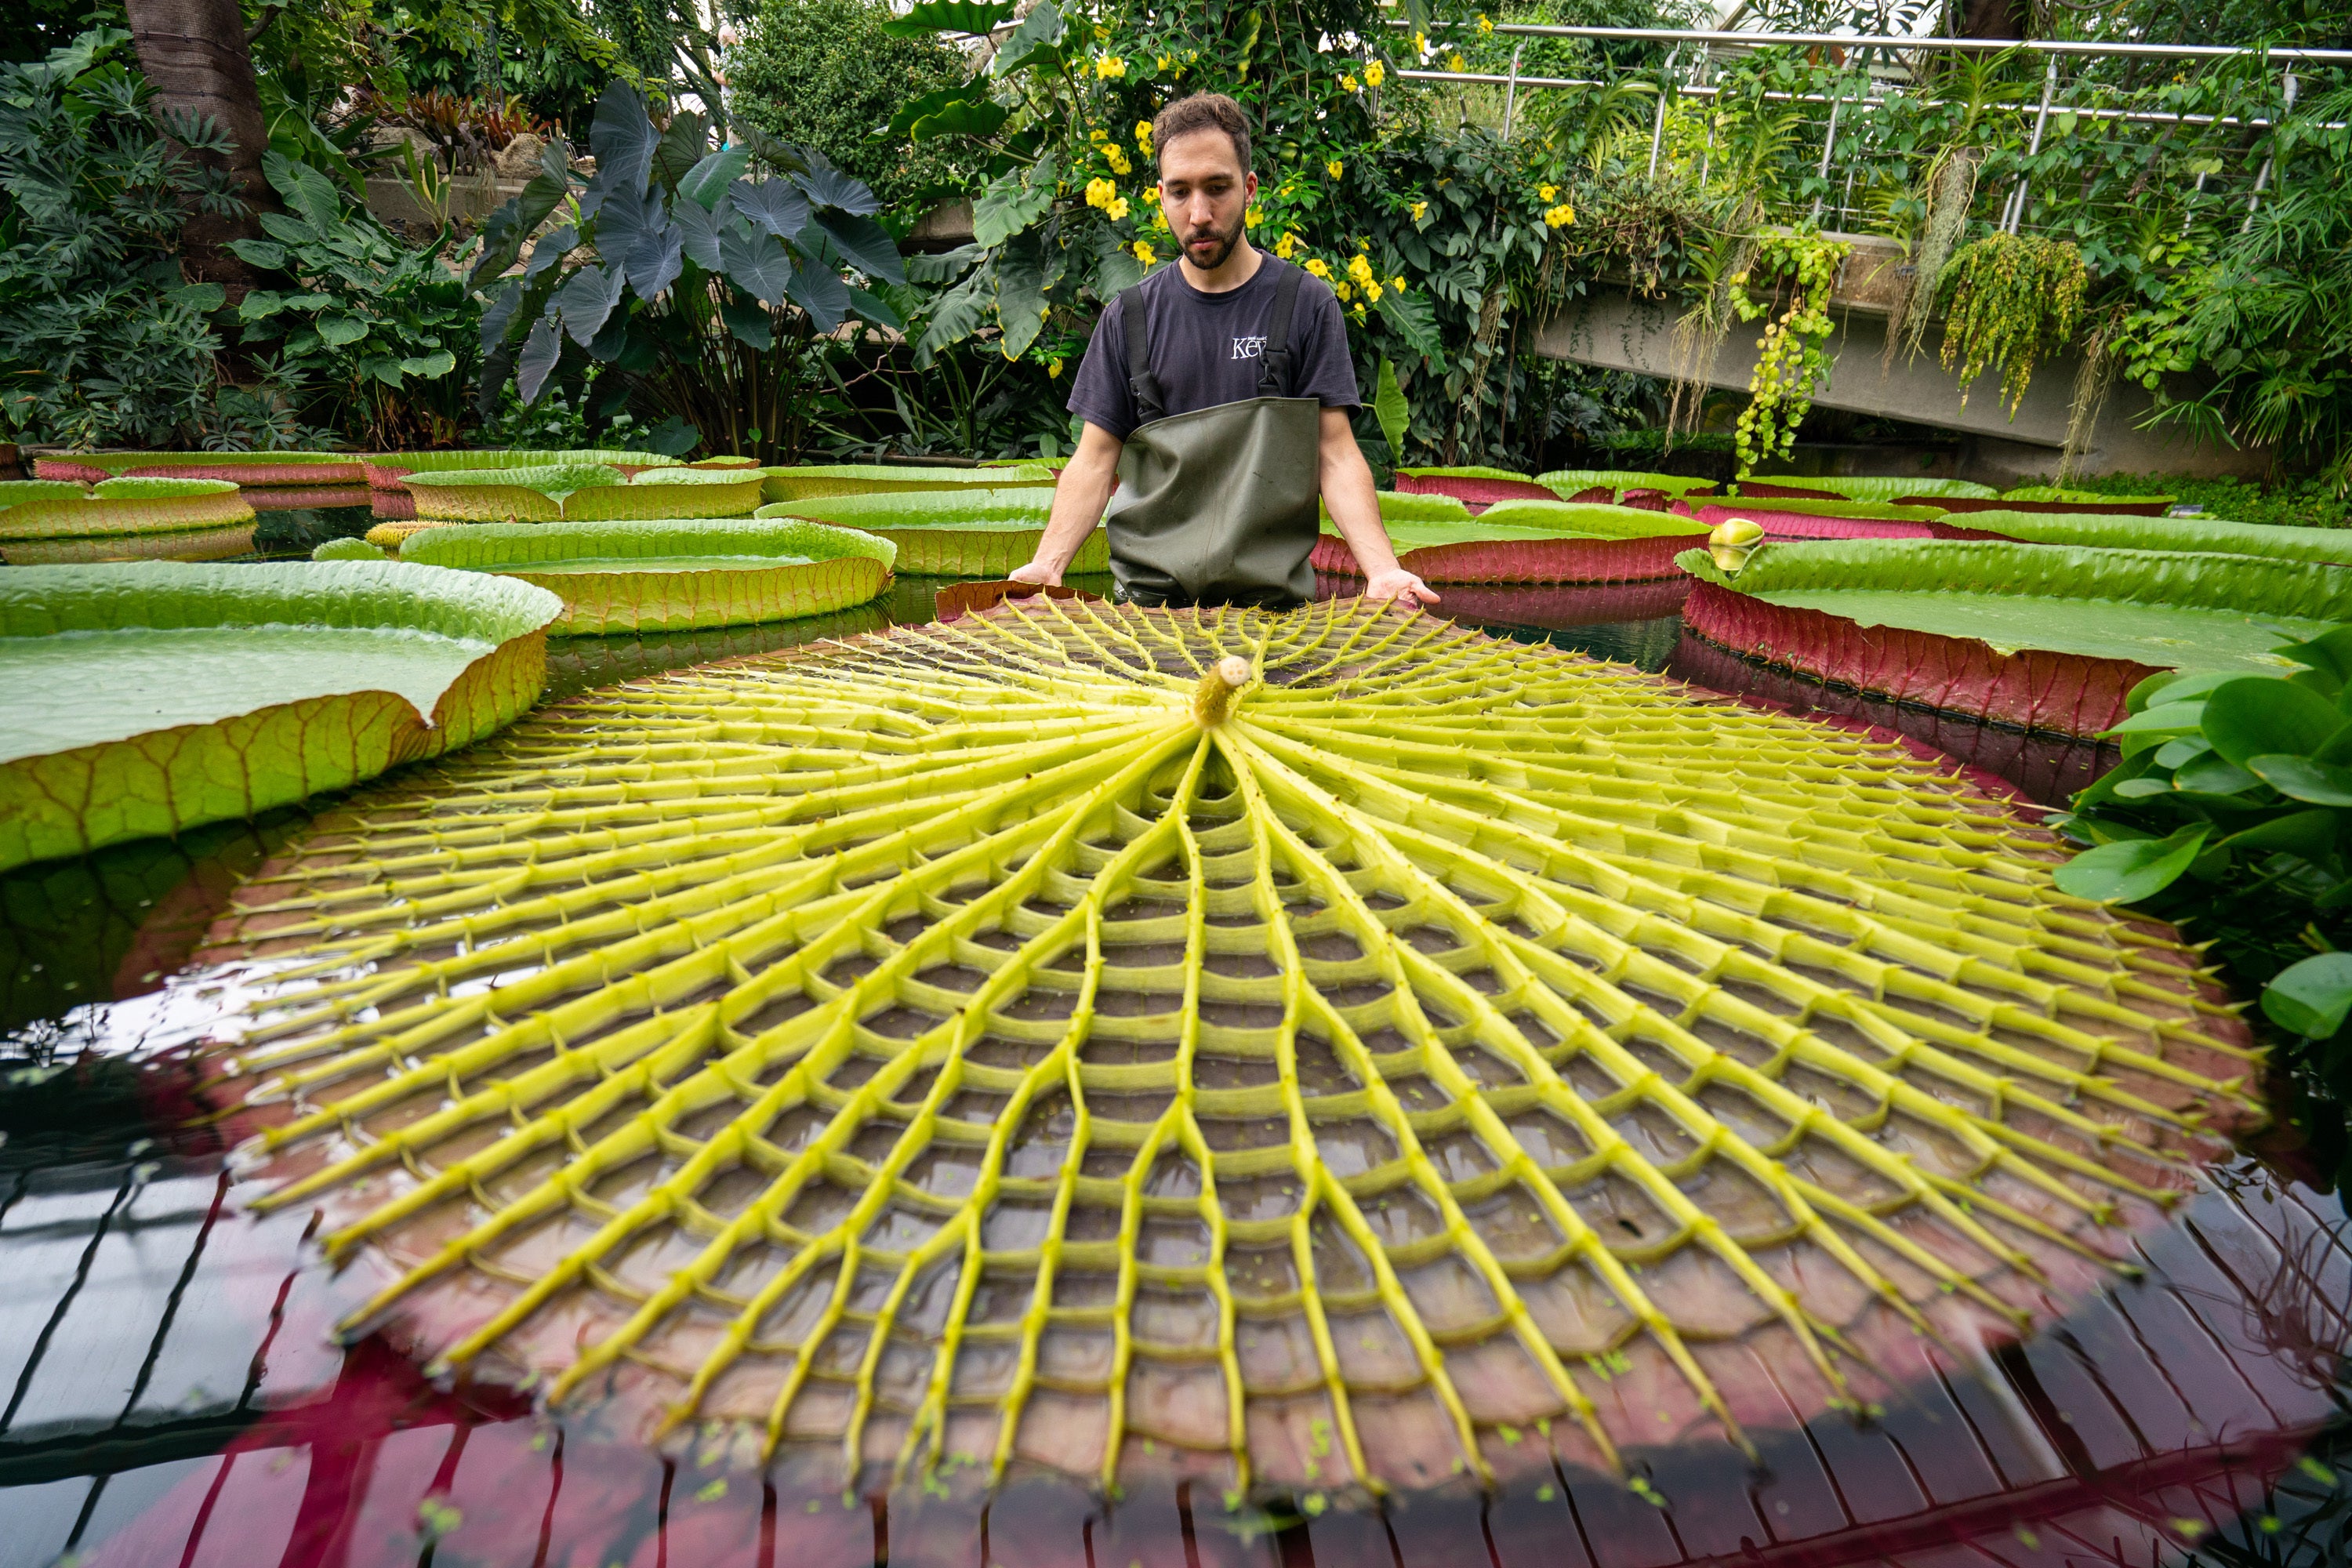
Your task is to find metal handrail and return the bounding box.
[1384,20,2352,66]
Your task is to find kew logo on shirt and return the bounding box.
[1230,335,1267,361]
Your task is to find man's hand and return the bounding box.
[1014,424,1123,589]
[1007,559,1061,587]
[1363,567,1439,608]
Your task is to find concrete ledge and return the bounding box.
[1536,287,2269,479]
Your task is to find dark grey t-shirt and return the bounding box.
[1067,256,1359,441]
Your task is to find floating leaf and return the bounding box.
[216,601,2259,1502]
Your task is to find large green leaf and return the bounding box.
[1375,285,1443,361]
[0,478,252,547]
[0,562,557,869]
[880,0,1015,35]
[1537,470,1716,498]
[398,519,895,634]
[971,168,1054,249]
[994,238,1049,358]
[2262,950,2352,1038]
[1374,358,1409,459]
[1951,510,2352,565]
[1748,474,1999,501]
[2053,825,2210,904]
[913,264,995,367]
[990,0,1065,74]
[202,598,2263,1502]
[678,145,750,209]
[757,485,1100,572]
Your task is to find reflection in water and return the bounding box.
[540,608,891,702]
[1315,573,1689,673]
[0,576,2343,1568]
[244,505,379,560]
[1668,632,2122,807]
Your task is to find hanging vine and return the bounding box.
[1938,233,2089,417]
[1729,232,1849,477]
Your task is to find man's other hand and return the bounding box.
[1007,559,1062,587]
[1363,568,1439,608]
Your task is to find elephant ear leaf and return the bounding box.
[811,209,904,286]
[516,315,564,404]
[992,0,1065,75]
[793,161,881,217]
[652,111,708,192]
[679,144,750,209]
[719,226,796,307]
[731,177,810,242]
[590,81,659,197]
[556,263,626,346]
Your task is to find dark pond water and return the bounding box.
[1,561,2343,1568]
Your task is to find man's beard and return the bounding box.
[1182,211,1246,270]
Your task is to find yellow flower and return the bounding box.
[1303,256,1330,278]
[1132,240,1156,266]
[1246,205,1262,227]
[1391,274,1405,292]
[1477,11,1494,32]
[1408,200,1427,222]
[1274,231,1299,260]
[1414,31,1428,55]
[1544,201,1575,228]
[1447,52,1466,72]
[1346,253,1375,285]
[1156,54,1171,71]
[1048,358,1064,379]
[1334,281,1352,301]
[1106,195,1130,221]
[1085,176,1116,209]
[1539,183,1556,201]
[1365,279,1384,303]
[1089,126,1107,141]
[1093,24,1108,40]
[1365,60,1385,88]
[1135,119,1153,151]
[1341,73,1359,93]
[1327,158,1344,179]
[1095,55,1126,79]
[1106,147,1132,175]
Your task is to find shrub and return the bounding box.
[727,0,971,220]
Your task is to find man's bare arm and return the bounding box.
[1319,407,1437,608]
[1008,422,1123,586]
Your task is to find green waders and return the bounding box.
[1106,259,1322,609]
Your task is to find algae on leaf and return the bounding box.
[399,519,896,633]
[211,599,2256,1507]
[0,562,560,869]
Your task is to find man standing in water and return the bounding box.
[1007,93,1438,610]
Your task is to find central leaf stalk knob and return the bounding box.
[1192,656,1254,728]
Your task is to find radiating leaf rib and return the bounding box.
[204,599,2264,1508]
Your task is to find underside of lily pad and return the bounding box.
[405,465,767,522]
[206,599,2256,1511]
[397,519,897,634]
[0,561,560,869]
[1317,503,1707,584]
[760,464,1057,504]
[759,488,1109,575]
[1680,539,2352,735]
[34,450,366,486]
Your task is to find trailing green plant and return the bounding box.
[2052,626,2352,1190]
[1727,232,1846,477]
[0,27,240,448]
[471,80,903,464]
[1936,232,2088,417]
[229,151,480,449]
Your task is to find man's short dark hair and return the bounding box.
[1152,93,1251,172]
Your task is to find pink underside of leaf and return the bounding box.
[1315,532,1690,583]
[1392,474,1562,511]
[1687,506,1944,540]
[1680,580,2158,736]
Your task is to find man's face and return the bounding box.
[1156,129,1257,271]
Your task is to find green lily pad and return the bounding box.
[397,519,898,634]
[760,463,1055,504]
[0,477,256,562]
[758,487,1106,575]
[0,562,560,869]
[405,465,766,522]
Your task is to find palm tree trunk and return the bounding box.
[125,0,272,297]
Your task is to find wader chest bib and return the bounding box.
[1107,259,1321,608]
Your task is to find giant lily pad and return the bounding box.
[1744,474,1998,501]
[1536,469,1718,500]
[405,465,766,522]
[759,487,1109,575]
[34,450,365,486]
[760,463,1055,504]
[1392,465,1559,510]
[1680,539,2352,735]
[0,562,560,870]
[397,518,897,633]
[1944,509,2352,564]
[1317,500,1707,583]
[206,598,2255,1508]
[0,477,257,564]
[361,448,720,490]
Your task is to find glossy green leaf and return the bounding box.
[1374,358,1409,459]
[880,0,1015,35]
[2262,951,2352,1038]
[678,144,750,209]
[2201,677,2348,767]
[2249,753,2352,806]
[2053,824,2211,904]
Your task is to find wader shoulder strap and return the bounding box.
[1123,281,1167,426]
[1256,260,1306,398]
